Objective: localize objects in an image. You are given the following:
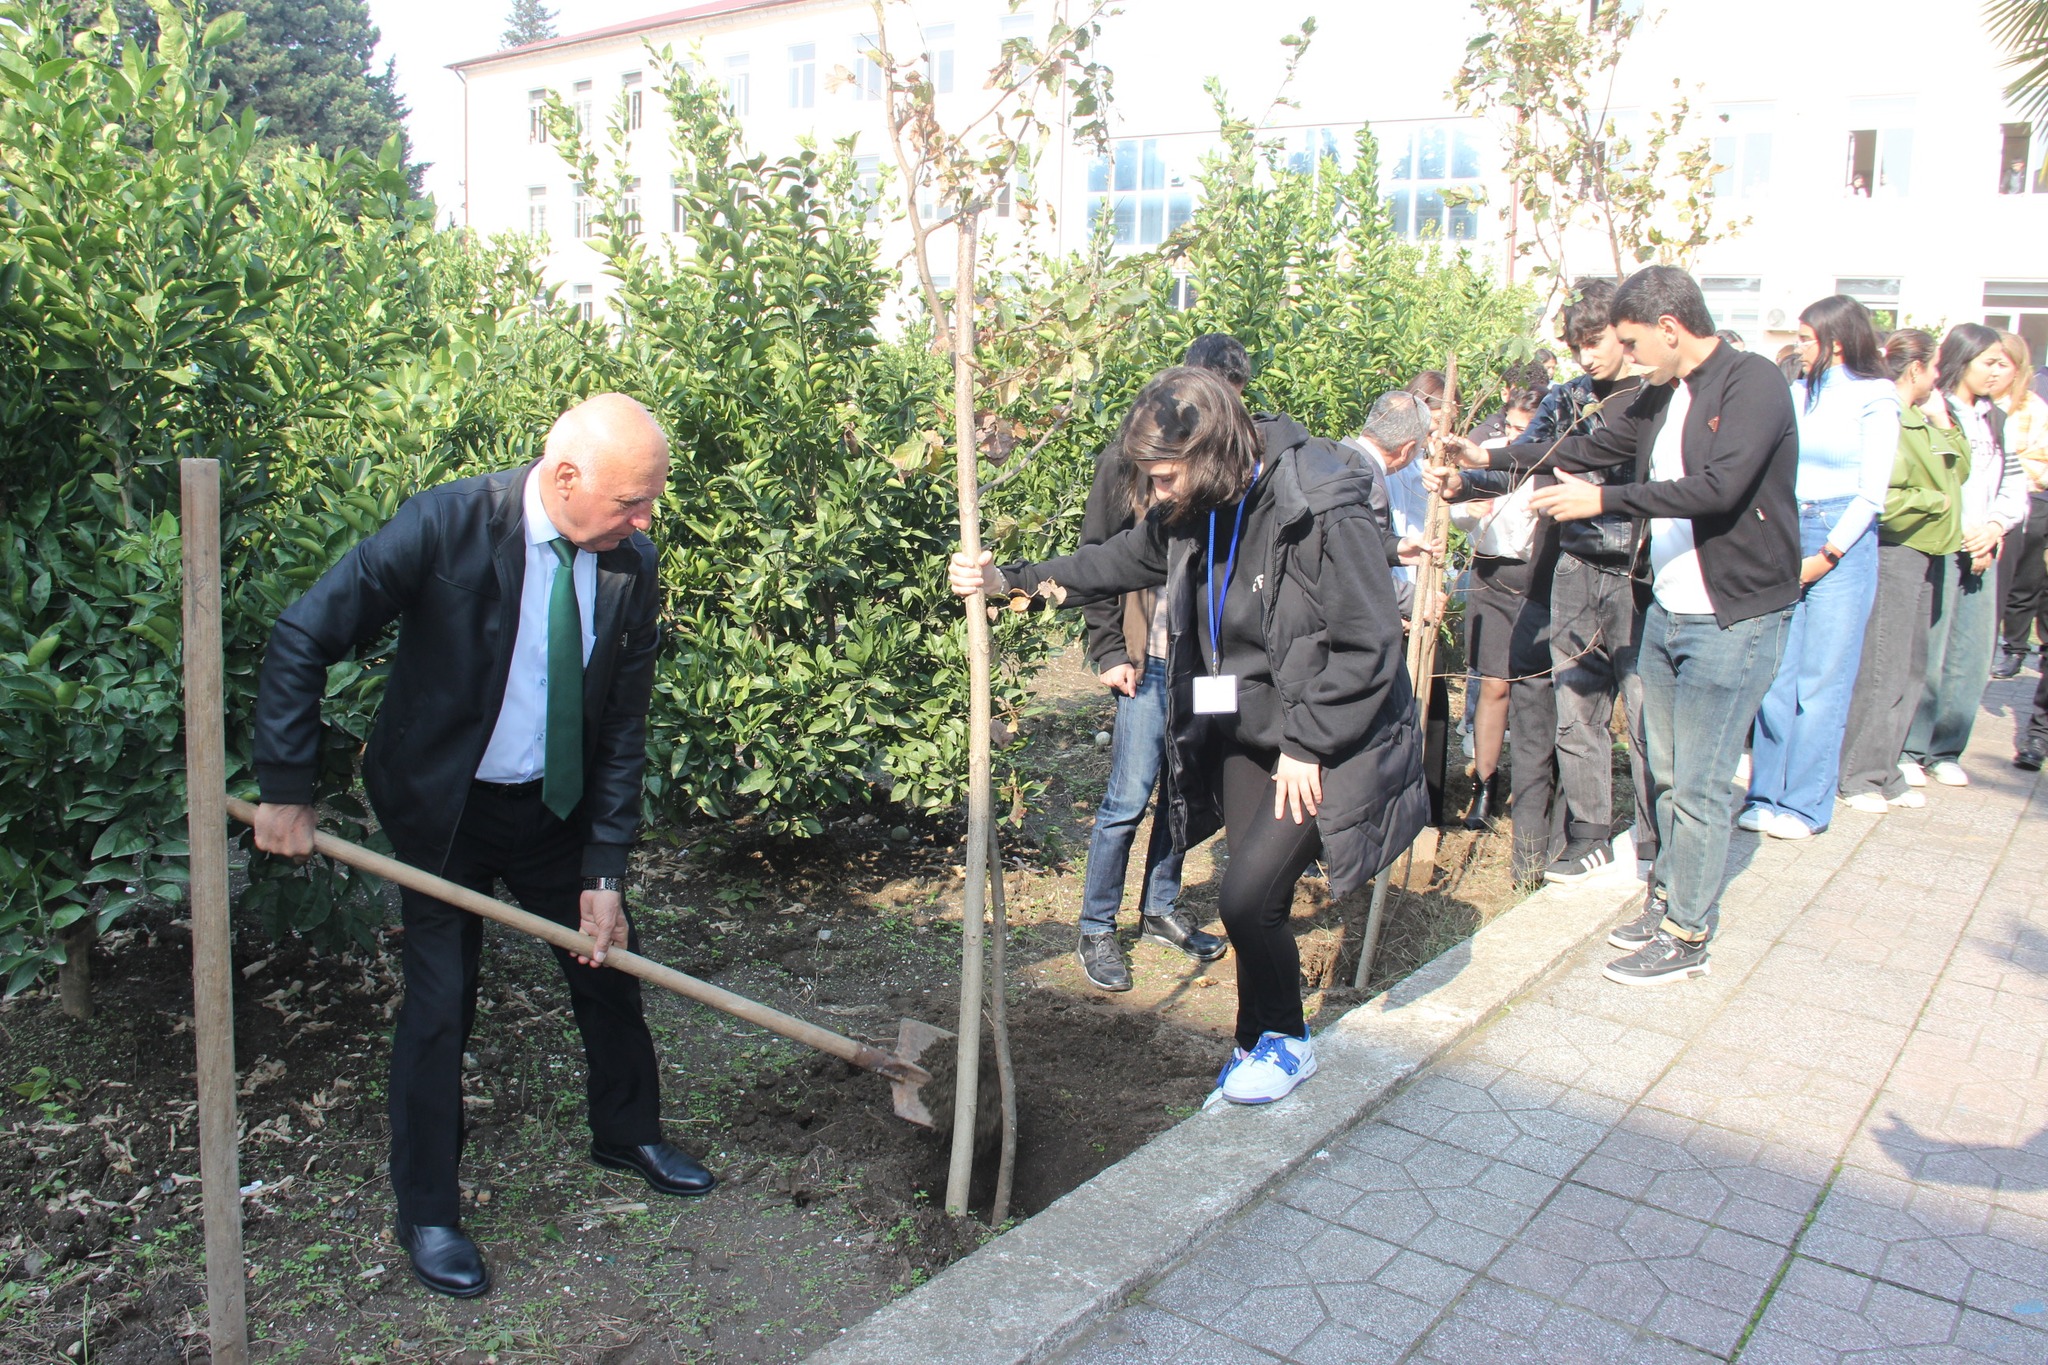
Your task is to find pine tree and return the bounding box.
[502,0,558,49]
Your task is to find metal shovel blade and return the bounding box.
[887,1018,953,1129]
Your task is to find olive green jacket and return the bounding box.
[1881,403,1971,555]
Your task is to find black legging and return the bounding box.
[1217,743,1323,1051]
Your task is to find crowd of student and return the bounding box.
[949,264,2046,1109]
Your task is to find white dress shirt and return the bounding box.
[1647,379,1716,615]
[474,470,598,783]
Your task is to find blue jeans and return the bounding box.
[1904,553,1998,767]
[1640,602,1794,940]
[1746,498,1877,832]
[1079,659,1184,935]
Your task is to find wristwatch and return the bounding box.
[1819,545,1843,567]
[582,876,624,894]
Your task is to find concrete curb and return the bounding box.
[802,871,1646,1365]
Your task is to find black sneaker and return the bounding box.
[1603,929,1711,986]
[1606,888,1668,949]
[2017,747,2046,773]
[1543,839,1616,884]
[1140,910,1229,962]
[1077,933,1132,991]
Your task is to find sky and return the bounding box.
[369,0,663,216]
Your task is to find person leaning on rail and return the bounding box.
[950,366,1428,1105]
[250,394,712,1300]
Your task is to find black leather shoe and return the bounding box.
[1461,772,1503,830]
[1994,648,2026,680]
[396,1222,489,1299]
[2017,747,2045,772]
[1077,932,1133,991]
[1140,911,1229,962]
[590,1140,717,1197]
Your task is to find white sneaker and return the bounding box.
[1899,760,1927,788]
[1221,1032,1318,1104]
[1930,761,1969,787]
[1888,788,1926,809]
[1734,753,1752,785]
[1841,792,1888,814]
[1764,812,1814,840]
[1737,806,1770,832]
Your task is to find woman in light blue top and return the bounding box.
[1743,296,1899,837]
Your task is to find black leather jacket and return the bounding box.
[255,463,661,878]
[1516,374,1643,568]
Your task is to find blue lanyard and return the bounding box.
[1205,478,1255,676]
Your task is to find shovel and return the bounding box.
[223,797,951,1128]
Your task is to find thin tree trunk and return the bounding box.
[943,215,994,1218]
[986,826,1017,1227]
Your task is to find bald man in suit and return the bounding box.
[253,395,711,1298]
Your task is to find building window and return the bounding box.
[571,79,593,136]
[995,165,1031,218]
[1168,275,1198,311]
[572,284,595,322]
[1999,123,2045,194]
[527,185,547,235]
[622,72,643,131]
[1287,127,1347,181]
[1985,281,2048,363]
[621,179,642,237]
[1000,12,1035,40]
[572,185,595,239]
[853,153,883,220]
[726,53,751,116]
[1843,99,1911,198]
[1385,123,1483,241]
[1086,138,1195,247]
[851,34,883,101]
[924,23,954,94]
[528,89,549,144]
[788,43,815,109]
[1699,275,1764,335]
[1710,104,1773,199]
[1836,277,1901,331]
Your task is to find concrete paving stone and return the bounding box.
[1231,1201,1331,1253]
[1271,1172,1361,1223]
[1370,1248,1474,1307]
[1295,1224,1398,1284]
[1284,1320,1405,1365]
[1736,1256,2048,1365]
[1161,1334,1282,1365]
[1642,1287,1755,1357]
[1332,1188,1435,1243]
[1146,1260,1255,1328]
[1059,1306,1207,1365]
[1210,1283,1327,1358]
[1316,1279,1448,1343]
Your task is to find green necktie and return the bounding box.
[542,537,584,820]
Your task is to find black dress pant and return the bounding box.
[388,780,661,1226]
[1216,744,1323,1052]
[2000,493,2048,652]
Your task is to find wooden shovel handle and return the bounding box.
[222,798,923,1084]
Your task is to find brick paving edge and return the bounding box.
[802,870,1644,1365]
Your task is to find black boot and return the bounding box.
[1461,771,1501,830]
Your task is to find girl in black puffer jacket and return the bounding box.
[950,367,1427,1105]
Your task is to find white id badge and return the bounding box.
[1192,674,1239,715]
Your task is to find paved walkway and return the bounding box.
[1056,675,2048,1365]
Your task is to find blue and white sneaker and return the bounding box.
[1221,1032,1318,1104]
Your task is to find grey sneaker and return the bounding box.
[1608,889,1715,950]
[1077,933,1132,992]
[1603,930,1711,987]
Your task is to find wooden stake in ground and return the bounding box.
[179,458,247,1365]
[943,215,994,1217]
[1355,356,1460,990]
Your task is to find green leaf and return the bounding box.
[201,12,246,49]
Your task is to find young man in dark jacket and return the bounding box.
[1472,266,1799,986]
[1524,280,1651,884]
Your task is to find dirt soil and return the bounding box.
[0,648,1535,1364]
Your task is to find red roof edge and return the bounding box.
[449,0,808,71]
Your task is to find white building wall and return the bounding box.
[451,0,2048,354]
